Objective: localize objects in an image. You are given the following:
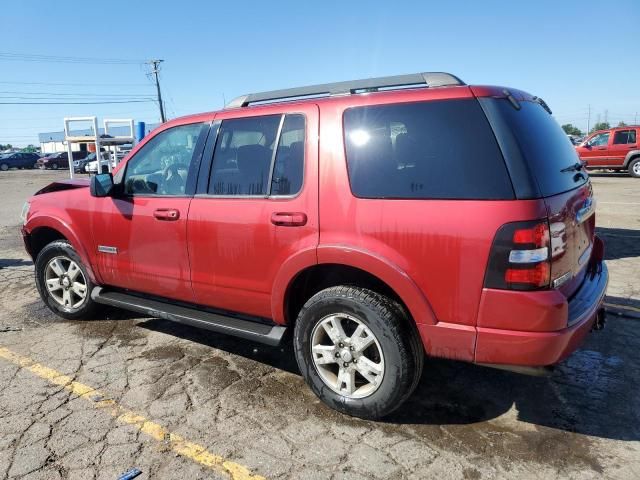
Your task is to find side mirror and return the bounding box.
[90,173,114,197]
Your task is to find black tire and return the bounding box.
[35,240,98,320]
[0,163,8,171]
[628,157,640,178]
[293,286,423,419]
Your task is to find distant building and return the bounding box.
[38,123,159,154]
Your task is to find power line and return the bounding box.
[0,52,144,65]
[0,80,151,87]
[0,100,156,105]
[0,90,156,97]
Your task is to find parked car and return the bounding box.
[37,151,87,170]
[85,154,116,174]
[74,152,109,173]
[21,72,608,419]
[576,126,640,177]
[0,152,41,171]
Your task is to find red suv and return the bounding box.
[21,72,608,419]
[576,126,640,177]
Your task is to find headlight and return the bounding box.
[20,202,30,225]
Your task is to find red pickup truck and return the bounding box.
[21,72,608,419]
[576,126,640,177]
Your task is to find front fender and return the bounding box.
[24,213,99,284]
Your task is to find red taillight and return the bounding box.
[484,220,551,291]
[505,263,550,287]
[513,223,549,247]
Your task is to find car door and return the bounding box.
[579,131,610,166]
[609,129,638,167]
[188,105,319,320]
[91,122,209,302]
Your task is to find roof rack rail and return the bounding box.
[225,71,465,109]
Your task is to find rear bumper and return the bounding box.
[474,261,608,366]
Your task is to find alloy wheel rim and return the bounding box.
[44,256,88,309]
[310,313,385,399]
[634,162,640,175]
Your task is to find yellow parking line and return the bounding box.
[0,346,265,480]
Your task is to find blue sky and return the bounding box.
[2,0,639,146]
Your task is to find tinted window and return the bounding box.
[481,99,588,197]
[209,115,281,195]
[613,129,636,144]
[271,114,305,195]
[343,99,513,199]
[124,123,204,195]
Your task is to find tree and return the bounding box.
[591,122,610,133]
[561,124,583,136]
[21,145,38,153]
[0,143,13,151]
[617,121,628,127]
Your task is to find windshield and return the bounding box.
[480,98,588,197]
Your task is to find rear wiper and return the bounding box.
[560,162,584,173]
[532,96,553,114]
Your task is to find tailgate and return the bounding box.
[545,182,595,298]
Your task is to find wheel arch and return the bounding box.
[623,150,640,168]
[272,245,437,328]
[25,216,98,283]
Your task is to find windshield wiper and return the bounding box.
[560,162,584,173]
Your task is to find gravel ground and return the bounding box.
[0,169,638,480]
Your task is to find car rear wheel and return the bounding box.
[629,158,640,178]
[35,240,98,320]
[50,163,58,170]
[293,286,423,419]
[0,163,8,171]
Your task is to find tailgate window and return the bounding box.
[480,98,588,197]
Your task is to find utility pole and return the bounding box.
[587,104,591,134]
[148,59,166,123]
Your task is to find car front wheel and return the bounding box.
[0,163,8,171]
[35,240,98,320]
[294,286,423,419]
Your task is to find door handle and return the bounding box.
[153,208,180,221]
[596,147,607,150]
[629,145,637,148]
[271,212,307,227]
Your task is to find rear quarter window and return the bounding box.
[343,99,514,200]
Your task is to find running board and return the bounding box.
[91,286,286,346]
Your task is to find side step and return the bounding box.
[91,287,286,346]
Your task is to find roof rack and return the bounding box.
[225,72,465,109]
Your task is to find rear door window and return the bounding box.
[343,99,514,200]
[208,115,281,195]
[271,114,305,195]
[613,130,636,144]
[208,114,305,196]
